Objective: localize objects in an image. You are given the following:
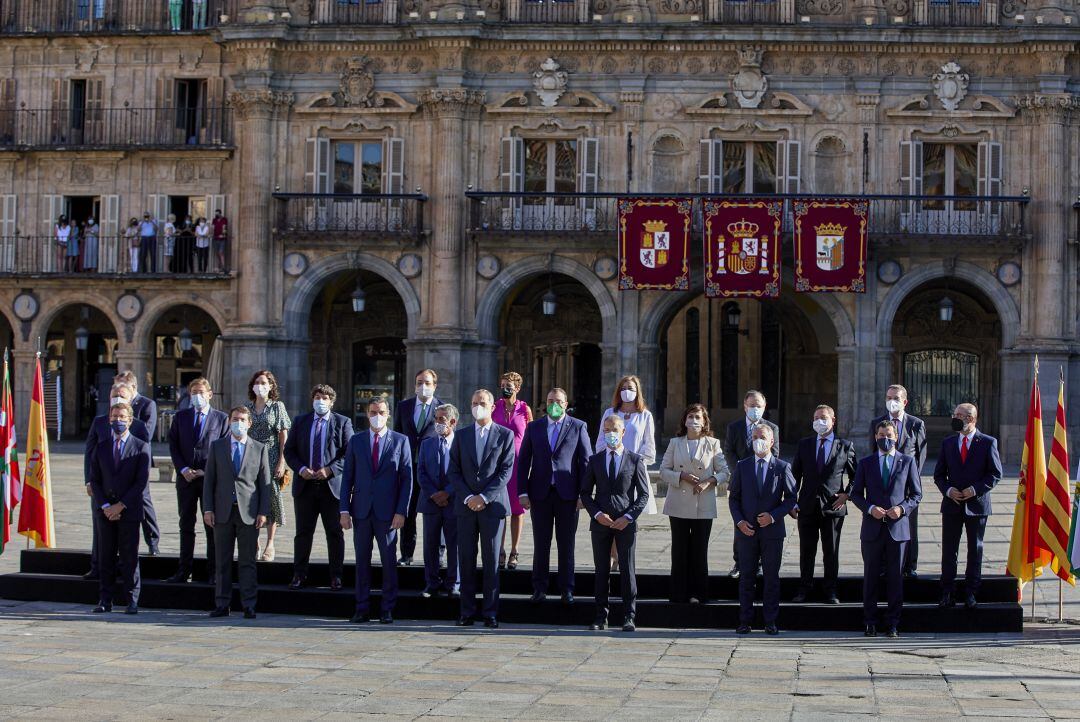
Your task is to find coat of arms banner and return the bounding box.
[618,197,692,291]
[793,198,868,293]
[703,199,782,298]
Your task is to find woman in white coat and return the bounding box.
[659,403,730,603]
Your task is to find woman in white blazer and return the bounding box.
[659,403,730,604]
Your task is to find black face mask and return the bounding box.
[950,417,965,433]
[500,387,514,399]
[876,437,895,453]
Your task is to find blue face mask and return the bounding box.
[231,421,248,437]
[111,420,128,435]
[604,431,621,449]
[876,437,895,453]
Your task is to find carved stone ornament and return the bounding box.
[731,45,767,110]
[226,89,295,119]
[932,62,969,112]
[533,58,568,109]
[331,56,381,109]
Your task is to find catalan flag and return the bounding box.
[17,355,54,548]
[1006,359,1051,593]
[0,349,20,555]
[1038,371,1074,584]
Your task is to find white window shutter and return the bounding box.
[698,139,724,194]
[783,140,800,194]
[101,194,120,237]
[977,141,1002,197]
[304,137,317,193]
[500,136,524,192]
[42,194,62,235]
[317,138,330,194]
[205,194,225,217]
[900,140,912,194]
[1,195,16,237]
[578,137,599,228]
[384,137,404,194]
[148,194,169,223]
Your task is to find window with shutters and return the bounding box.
[333,141,383,195]
[524,139,577,206]
[722,141,777,194]
[922,143,978,211]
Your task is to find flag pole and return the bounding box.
[1060,578,1064,622]
[1032,564,1037,619]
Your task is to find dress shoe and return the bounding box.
[92,602,112,613]
[938,593,955,609]
[765,624,778,636]
[791,589,809,603]
[735,625,751,635]
[166,571,190,584]
[561,591,574,605]
[483,617,499,629]
[288,575,306,590]
[621,617,636,633]
[903,570,918,579]
[380,612,393,624]
[530,591,546,603]
[398,556,413,566]
[885,627,899,638]
[824,594,840,605]
[864,625,877,637]
[964,594,978,610]
[125,603,138,615]
[728,565,740,578]
[448,588,460,598]
[456,616,474,626]
[148,547,160,557]
[589,619,607,631]
[329,577,342,591]
[421,587,437,599]
[209,606,230,618]
[350,612,370,623]
[244,608,256,619]
[83,570,99,581]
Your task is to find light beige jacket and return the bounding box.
[659,435,730,519]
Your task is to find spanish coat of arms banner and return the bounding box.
[703,199,783,298]
[793,198,868,293]
[618,197,692,291]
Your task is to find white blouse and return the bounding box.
[595,407,657,465]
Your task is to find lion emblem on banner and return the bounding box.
[720,218,768,276]
[639,220,670,269]
[815,222,845,272]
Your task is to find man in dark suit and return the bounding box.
[339,395,412,624]
[934,403,1002,609]
[581,415,649,632]
[393,368,443,566]
[417,403,461,597]
[83,382,150,580]
[88,401,152,615]
[791,404,857,604]
[518,387,592,605]
[116,371,161,556]
[284,384,354,591]
[869,384,927,577]
[851,420,923,638]
[166,377,228,583]
[448,389,515,628]
[204,406,272,619]
[729,425,797,635]
[721,389,780,578]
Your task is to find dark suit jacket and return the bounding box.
[167,407,228,483]
[447,423,515,518]
[394,396,443,465]
[284,411,354,499]
[417,434,455,515]
[132,394,158,440]
[85,415,149,482]
[580,448,649,523]
[721,417,780,477]
[339,430,413,521]
[791,435,857,517]
[203,436,272,525]
[869,412,927,472]
[88,434,152,522]
[518,415,592,502]
[933,431,1002,517]
[728,455,797,540]
[850,453,923,542]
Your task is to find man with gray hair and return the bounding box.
[417,403,461,598]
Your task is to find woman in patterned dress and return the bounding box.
[245,369,291,561]
[492,371,532,570]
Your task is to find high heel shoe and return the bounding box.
[260,542,275,562]
[507,552,519,570]
[498,551,507,570]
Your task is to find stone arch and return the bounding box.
[648,130,688,194]
[132,294,229,351]
[876,260,1019,348]
[36,291,122,341]
[283,251,421,341]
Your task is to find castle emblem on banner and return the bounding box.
[814,222,845,271]
[720,218,769,276]
[639,220,670,269]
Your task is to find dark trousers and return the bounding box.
[400,477,421,559]
[797,510,844,594]
[457,511,504,619]
[940,514,988,596]
[213,509,259,610]
[176,478,214,577]
[736,534,783,625]
[904,508,919,573]
[89,496,101,574]
[591,521,638,621]
[669,517,712,602]
[423,507,458,592]
[529,493,579,594]
[292,481,345,578]
[142,485,159,551]
[862,536,907,627]
[139,237,157,273]
[95,512,141,606]
[352,516,398,614]
[195,246,209,272]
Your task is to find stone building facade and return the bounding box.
[0,0,1077,458]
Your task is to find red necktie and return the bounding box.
[960,436,969,463]
[372,432,380,472]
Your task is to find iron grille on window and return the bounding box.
[902,349,979,418]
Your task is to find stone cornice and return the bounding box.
[419,88,486,117]
[1013,94,1080,120]
[226,89,295,119]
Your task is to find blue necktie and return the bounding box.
[756,459,765,493]
[194,411,204,438]
[816,438,826,472]
[440,438,449,482]
[232,442,243,475]
[312,417,324,470]
[114,438,122,467]
[549,422,559,452]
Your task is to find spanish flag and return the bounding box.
[1006,358,1051,595]
[1038,371,1074,584]
[17,355,54,548]
[0,349,20,555]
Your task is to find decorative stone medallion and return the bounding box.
[284,252,308,277]
[477,255,501,279]
[397,253,422,279]
[732,45,767,109]
[533,58,568,109]
[996,261,1021,287]
[877,259,902,285]
[932,62,969,112]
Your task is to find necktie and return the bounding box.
[440,438,449,478]
[881,455,891,488]
[232,442,243,474]
[960,436,969,463]
[746,424,754,447]
[417,403,428,431]
[312,417,324,470]
[549,422,559,452]
[756,459,765,493]
[893,416,905,446]
[608,451,617,480]
[816,437,826,473]
[476,426,486,461]
[194,411,203,438]
[114,438,122,467]
[372,432,381,472]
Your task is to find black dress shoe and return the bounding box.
[456,616,474,626]
[938,593,955,609]
[125,603,138,615]
[83,571,99,581]
[421,587,437,599]
[791,589,809,603]
[398,556,413,566]
[148,547,160,557]
[329,577,342,591]
[561,591,574,605]
[736,625,751,635]
[903,570,917,579]
[244,608,256,619]
[885,627,899,638]
[621,617,636,632]
[864,625,877,637]
[824,594,840,605]
[165,571,190,584]
[765,624,778,635]
[589,619,607,631]
[92,603,112,613]
[380,612,393,624]
[288,575,306,589]
[350,612,370,623]
[448,588,460,598]
[728,566,740,578]
[530,591,546,603]
[209,606,229,618]
[964,594,978,609]
[483,617,499,628]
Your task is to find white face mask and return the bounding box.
[435,422,451,436]
[886,399,903,415]
[472,405,490,421]
[746,406,764,423]
[369,414,387,430]
[620,389,637,403]
[812,418,832,436]
[110,396,125,408]
[685,418,703,432]
[416,383,434,400]
[752,438,771,456]
[252,384,270,399]
[313,399,331,416]
[190,393,209,411]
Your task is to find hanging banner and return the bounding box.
[703,198,782,298]
[793,198,868,293]
[618,197,692,291]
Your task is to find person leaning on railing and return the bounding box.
[54,215,69,272]
[83,218,99,273]
[124,218,140,273]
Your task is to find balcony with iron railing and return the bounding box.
[0,0,240,34]
[0,107,232,150]
[0,235,231,277]
[273,193,427,245]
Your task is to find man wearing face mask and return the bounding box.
[166,378,229,584]
[869,384,927,577]
[417,404,461,598]
[721,390,779,578]
[851,420,923,638]
[933,403,1002,610]
[394,369,443,566]
[205,408,272,619]
[284,384,354,591]
[790,405,857,604]
[518,387,592,605]
[448,389,515,627]
[340,396,412,624]
[729,425,797,635]
[83,383,151,581]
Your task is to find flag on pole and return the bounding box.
[1006,357,1051,593]
[17,354,54,548]
[1040,370,1075,584]
[0,349,21,555]
[1068,456,1080,574]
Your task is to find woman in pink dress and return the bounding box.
[493,370,532,570]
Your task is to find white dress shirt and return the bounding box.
[300,411,332,476]
[466,423,493,506]
[369,425,388,456]
[594,445,633,523]
[948,428,979,498]
[413,397,433,429]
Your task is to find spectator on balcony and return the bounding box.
[177,216,194,274]
[195,217,211,273]
[169,0,184,31]
[54,215,70,272]
[163,214,177,273]
[83,219,99,273]
[125,218,140,273]
[193,0,208,29]
[65,218,80,273]
[138,212,158,273]
[212,209,228,272]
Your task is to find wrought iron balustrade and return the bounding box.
[0,107,232,149]
[0,235,230,276]
[308,0,400,24]
[0,0,239,34]
[273,193,426,243]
